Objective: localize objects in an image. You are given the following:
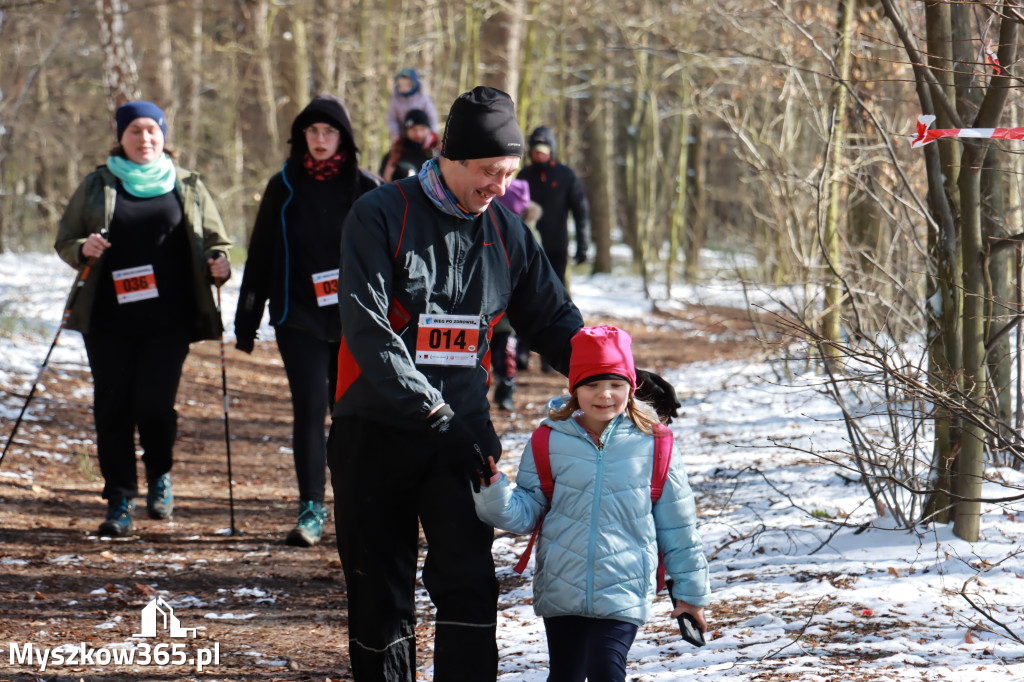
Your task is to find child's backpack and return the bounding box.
[513,422,674,591]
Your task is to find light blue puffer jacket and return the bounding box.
[473,403,710,627]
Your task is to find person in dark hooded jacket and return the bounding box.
[517,125,590,279]
[516,125,591,371]
[234,94,380,547]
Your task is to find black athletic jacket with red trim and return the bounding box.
[332,174,584,427]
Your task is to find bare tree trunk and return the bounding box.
[154,1,175,122]
[620,90,641,258]
[248,0,280,150]
[952,10,1017,543]
[335,0,354,99]
[184,0,203,170]
[314,0,338,94]
[583,26,612,275]
[821,0,856,364]
[96,0,140,116]
[479,1,523,93]
[517,0,540,127]
[683,115,705,285]
[287,5,311,123]
[983,150,1012,464]
[35,68,57,224]
[667,108,688,296]
[915,0,961,524]
[638,87,657,301]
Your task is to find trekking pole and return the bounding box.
[215,286,238,535]
[1,249,100,468]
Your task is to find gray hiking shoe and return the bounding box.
[98,498,134,537]
[146,473,173,520]
[286,500,327,547]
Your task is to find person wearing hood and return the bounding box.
[516,125,591,371]
[234,94,380,547]
[385,68,440,143]
[54,100,232,537]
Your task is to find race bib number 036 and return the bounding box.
[112,265,159,304]
[415,314,481,367]
[312,269,340,307]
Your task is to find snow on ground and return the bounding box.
[3,251,1024,680]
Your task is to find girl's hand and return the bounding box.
[671,602,706,633]
[82,232,111,259]
[479,456,501,488]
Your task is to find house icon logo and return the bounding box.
[133,597,198,638]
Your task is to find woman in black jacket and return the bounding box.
[234,95,379,546]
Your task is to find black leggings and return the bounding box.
[274,325,338,504]
[490,331,516,381]
[328,415,499,681]
[84,329,190,500]
[544,616,639,682]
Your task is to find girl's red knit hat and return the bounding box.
[568,325,636,393]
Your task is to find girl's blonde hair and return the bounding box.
[548,389,663,435]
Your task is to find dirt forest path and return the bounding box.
[0,305,764,681]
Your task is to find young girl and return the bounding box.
[474,325,710,680]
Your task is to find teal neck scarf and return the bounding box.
[106,154,177,198]
[418,158,476,220]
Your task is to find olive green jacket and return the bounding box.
[54,165,232,340]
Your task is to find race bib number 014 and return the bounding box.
[112,265,159,304]
[415,314,481,367]
[312,269,340,307]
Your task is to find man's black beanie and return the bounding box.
[441,86,524,160]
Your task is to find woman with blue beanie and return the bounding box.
[54,100,232,537]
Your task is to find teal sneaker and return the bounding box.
[286,500,327,547]
[146,474,173,520]
[98,498,134,537]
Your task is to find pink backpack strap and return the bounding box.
[651,424,673,503]
[651,424,673,592]
[514,426,553,575]
[532,426,554,500]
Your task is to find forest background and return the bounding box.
[3,0,1024,548]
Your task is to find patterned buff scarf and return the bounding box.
[418,158,475,219]
[303,151,346,180]
[106,154,177,198]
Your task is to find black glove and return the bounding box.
[635,369,681,424]
[426,404,501,492]
[235,336,255,354]
[574,251,587,265]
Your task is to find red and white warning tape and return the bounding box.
[984,40,1002,75]
[909,114,1024,148]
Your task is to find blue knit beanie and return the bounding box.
[115,101,167,142]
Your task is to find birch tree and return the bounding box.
[96,0,139,116]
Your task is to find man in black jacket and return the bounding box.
[516,125,590,370]
[326,86,679,682]
[328,86,581,682]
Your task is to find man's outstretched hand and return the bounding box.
[635,369,681,424]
